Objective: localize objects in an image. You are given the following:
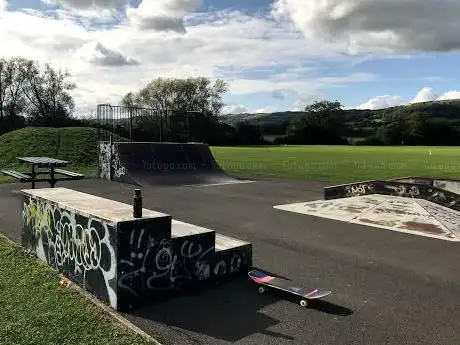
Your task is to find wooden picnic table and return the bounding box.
[2,156,85,189]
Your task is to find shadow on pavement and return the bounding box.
[309,300,354,316]
[263,288,353,317]
[125,276,294,342]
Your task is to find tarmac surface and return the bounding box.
[1,176,460,345]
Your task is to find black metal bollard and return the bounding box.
[133,189,142,218]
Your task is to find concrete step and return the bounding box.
[170,219,215,238]
[169,221,252,279]
[215,233,251,252]
[212,233,252,277]
[167,220,216,284]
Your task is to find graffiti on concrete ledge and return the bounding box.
[383,184,421,197]
[22,196,117,308]
[345,183,375,197]
[117,227,248,299]
[98,142,126,180]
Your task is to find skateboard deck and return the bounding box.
[248,270,331,307]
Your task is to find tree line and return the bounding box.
[0,57,80,134]
[273,101,460,146]
[1,56,459,146]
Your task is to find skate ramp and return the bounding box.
[389,176,460,195]
[98,141,251,187]
[274,195,460,242]
[274,176,460,242]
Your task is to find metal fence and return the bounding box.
[96,104,203,142]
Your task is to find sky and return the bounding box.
[1,0,460,116]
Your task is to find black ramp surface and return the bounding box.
[114,142,243,186]
[1,178,460,345]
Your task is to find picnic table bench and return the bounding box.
[1,156,85,189]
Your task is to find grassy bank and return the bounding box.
[0,127,99,184]
[0,235,154,345]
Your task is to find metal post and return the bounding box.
[129,107,133,142]
[133,189,142,218]
[31,164,36,189]
[109,134,113,181]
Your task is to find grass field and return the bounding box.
[211,145,460,183]
[0,234,154,345]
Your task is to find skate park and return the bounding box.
[1,107,460,345]
[0,107,460,344]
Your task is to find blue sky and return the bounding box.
[1,0,460,114]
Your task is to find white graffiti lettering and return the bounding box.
[118,228,242,296]
[98,142,126,180]
[385,184,421,197]
[345,184,373,196]
[22,198,117,309]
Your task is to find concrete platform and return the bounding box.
[19,186,252,311]
[274,194,460,241]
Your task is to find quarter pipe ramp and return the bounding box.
[98,141,250,186]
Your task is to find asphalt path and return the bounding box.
[1,177,460,345]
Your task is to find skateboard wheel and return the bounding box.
[300,299,308,307]
[258,286,265,294]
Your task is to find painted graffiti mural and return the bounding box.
[98,142,126,180]
[345,183,375,197]
[324,181,377,200]
[117,226,249,309]
[383,184,421,197]
[21,196,118,308]
[22,193,251,311]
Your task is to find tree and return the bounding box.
[0,57,28,120]
[285,100,347,144]
[376,117,408,145]
[303,100,345,135]
[21,60,76,126]
[406,112,428,145]
[121,77,228,117]
[121,77,229,142]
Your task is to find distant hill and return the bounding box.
[220,99,460,134]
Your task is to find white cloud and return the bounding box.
[356,95,406,110]
[223,104,248,114]
[42,0,126,10]
[43,0,203,32]
[357,87,460,110]
[253,107,278,114]
[127,0,203,33]
[272,0,460,54]
[410,87,437,103]
[271,90,285,100]
[0,0,7,12]
[0,4,377,114]
[77,41,139,66]
[438,91,460,100]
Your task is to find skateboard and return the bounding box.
[248,270,331,307]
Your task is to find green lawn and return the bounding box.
[0,235,154,345]
[211,145,460,183]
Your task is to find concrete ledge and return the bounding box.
[324,179,460,212]
[20,187,253,312]
[21,188,169,223]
